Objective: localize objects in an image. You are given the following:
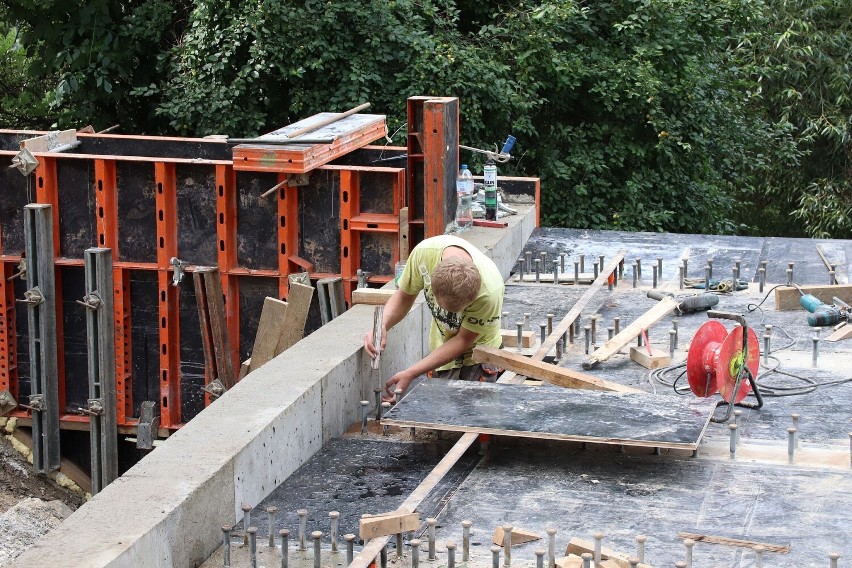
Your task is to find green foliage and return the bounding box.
[3,0,191,131]
[2,0,849,238]
[0,27,52,128]
[738,0,852,238]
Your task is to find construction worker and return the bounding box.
[364,234,504,400]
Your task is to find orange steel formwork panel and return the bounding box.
[232,113,387,174]
[0,106,535,437]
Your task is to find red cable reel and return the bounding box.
[686,320,760,403]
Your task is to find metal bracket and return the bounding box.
[316,277,347,325]
[201,378,226,400]
[25,394,46,412]
[76,291,102,310]
[9,148,39,176]
[86,398,105,416]
[136,400,160,450]
[18,286,44,306]
[6,258,27,282]
[286,172,311,187]
[170,257,188,286]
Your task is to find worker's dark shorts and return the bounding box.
[431,363,499,382]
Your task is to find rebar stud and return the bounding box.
[652,265,658,288]
[830,552,841,568]
[411,539,421,568]
[684,538,694,568]
[242,504,253,546]
[427,518,437,560]
[754,544,765,568]
[267,506,278,548]
[516,259,524,282]
[462,520,472,562]
[593,532,604,564]
[547,528,556,568]
[503,524,513,567]
[361,400,369,434]
[222,525,233,568]
[524,313,531,331]
[788,427,796,464]
[298,509,308,550]
[636,535,646,563]
[447,541,456,568]
[812,335,819,367]
[491,545,501,568]
[581,552,593,568]
[344,534,355,566]
[281,530,290,568]
[330,511,340,553]
[614,316,621,335]
[553,260,560,285]
[248,527,258,568]
[791,413,800,449]
[574,261,580,285]
[312,531,323,568]
[729,424,738,459]
[584,326,591,354]
[540,323,547,345]
[535,548,545,568]
[534,259,541,284]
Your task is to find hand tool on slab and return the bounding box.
[646,290,719,314]
[686,311,763,423]
[795,284,850,326]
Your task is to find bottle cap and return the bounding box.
[461,164,468,170]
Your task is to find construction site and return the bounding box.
[0,97,849,567]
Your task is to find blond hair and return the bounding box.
[431,257,480,312]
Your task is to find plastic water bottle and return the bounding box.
[483,160,498,221]
[456,164,474,231]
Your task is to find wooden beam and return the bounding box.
[247,297,288,372]
[825,322,852,342]
[493,526,541,546]
[501,329,535,348]
[350,432,478,568]
[583,297,678,369]
[629,346,672,369]
[398,207,410,261]
[502,251,626,385]
[565,538,655,568]
[352,288,396,306]
[359,511,420,540]
[676,532,789,553]
[277,281,314,353]
[474,346,641,393]
[774,284,852,311]
[21,129,77,153]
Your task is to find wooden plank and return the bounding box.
[629,346,672,369]
[502,251,626,385]
[774,284,852,311]
[382,380,715,450]
[493,526,541,546]
[247,297,288,372]
[500,329,535,348]
[583,297,678,369]
[21,129,77,153]
[350,432,478,568]
[825,322,852,342]
[398,207,410,261]
[276,281,314,353]
[566,538,655,568]
[473,346,641,393]
[677,532,789,553]
[555,556,584,568]
[352,288,396,306]
[359,511,420,540]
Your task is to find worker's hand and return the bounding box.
[383,371,415,403]
[363,328,387,359]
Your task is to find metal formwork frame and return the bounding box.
[0,125,478,436]
[23,204,60,472]
[83,248,118,493]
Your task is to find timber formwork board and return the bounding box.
[0,133,410,432]
[382,379,716,450]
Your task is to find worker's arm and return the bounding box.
[363,288,417,358]
[384,326,481,397]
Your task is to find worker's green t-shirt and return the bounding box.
[398,235,504,371]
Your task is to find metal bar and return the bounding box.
[84,248,118,493]
[0,263,19,398]
[24,204,60,472]
[340,170,359,304]
[155,162,181,427]
[215,164,241,377]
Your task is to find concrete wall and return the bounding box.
[12,205,535,568]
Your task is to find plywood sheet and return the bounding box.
[382,380,715,450]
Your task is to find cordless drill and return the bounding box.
[799,294,848,326]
